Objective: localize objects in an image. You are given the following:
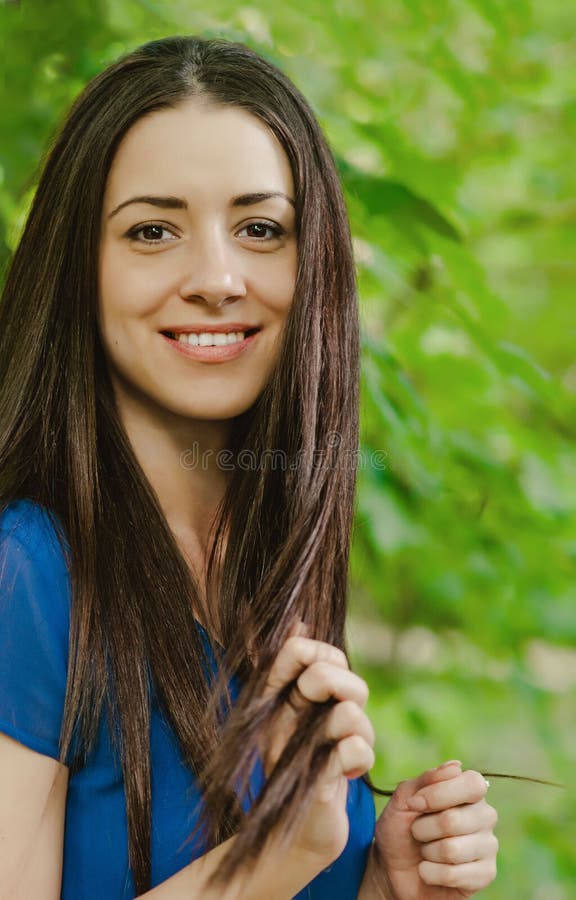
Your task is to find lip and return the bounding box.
[161,323,261,335]
[161,329,260,363]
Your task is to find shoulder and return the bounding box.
[0,499,70,575]
[0,500,72,762]
[0,498,71,644]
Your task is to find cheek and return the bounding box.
[99,248,173,322]
[255,254,297,315]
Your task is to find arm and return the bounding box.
[144,624,378,899]
[139,832,329,900]
[0,732,69,900]
[1,618,375,899]
[0,730,341,900]
[0,519,373,900]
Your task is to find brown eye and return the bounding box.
[140,224,165,241]
[247,223,269,238]
[126,224,177,244]
[238,221,284,240]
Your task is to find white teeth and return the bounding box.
[175,331,247,347]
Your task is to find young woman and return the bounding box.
[0,36,498,898]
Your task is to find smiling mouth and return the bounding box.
[161,328,261,346]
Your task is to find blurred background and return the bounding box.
[1,0,574,895]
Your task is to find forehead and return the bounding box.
[104,99,294,205]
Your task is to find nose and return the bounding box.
[177,228,247,307]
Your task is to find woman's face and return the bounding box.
[98,98,297,424]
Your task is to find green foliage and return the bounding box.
[1,0,574,895]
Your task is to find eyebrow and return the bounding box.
[232,192,295,209]
[107,191,295,219]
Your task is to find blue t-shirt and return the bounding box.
[0,500,375,899]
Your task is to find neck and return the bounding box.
[113,386,233,632]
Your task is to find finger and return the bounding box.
[411,801,498,843]
[406,769,489,813]
[418,858,498,891]
[409,760,463,792]
[288,619,310,639]
[261,691,374,779]
[420,831,499,865]
[297,661,369,708]
[263,637,349,698]
[317,734,375,799]
[390,760,463,811]
[324,699,376,749]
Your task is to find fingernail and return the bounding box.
[437,759,462,770]
[484,778,490,788]
[406,794,427,812]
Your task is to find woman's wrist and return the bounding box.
[138,829,330,899]
[357,839,397,900]
[189,832,331,900]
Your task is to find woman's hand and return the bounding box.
[259,621,375,867]
[366,761,498,899]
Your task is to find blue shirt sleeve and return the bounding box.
[0,500,71,762]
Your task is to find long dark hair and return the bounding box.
[0,35,373,891]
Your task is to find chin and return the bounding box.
[181,408,249,421]
[175,388,265,421]
[175,399,258,421]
